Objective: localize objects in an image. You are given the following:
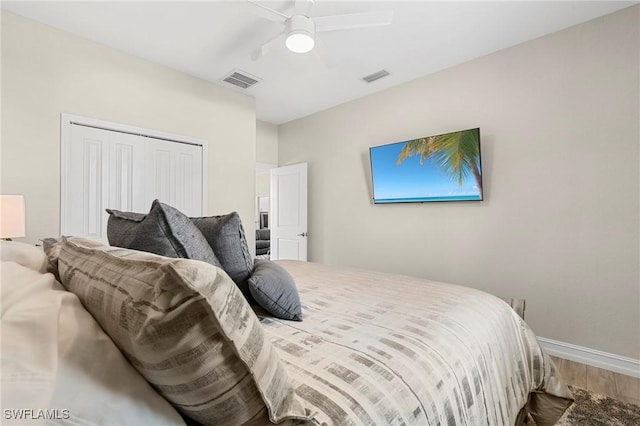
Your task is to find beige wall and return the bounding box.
[255,120,277,229]
[256,119,278,198]
[1,12,257,251]
[256,120,278,165]
[256,174,270,198]
[279,7,639,359]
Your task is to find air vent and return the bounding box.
[222,70,261,89]
[362,69,390,83]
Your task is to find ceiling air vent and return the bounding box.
[362,69,390,83]
[222,70,261,89]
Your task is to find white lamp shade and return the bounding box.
[0,195,26,238]
[285,15,315,53]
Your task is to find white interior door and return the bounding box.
[270,163,308,261]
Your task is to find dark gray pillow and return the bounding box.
[248,260,302,321]
[106,200,221,267]
[191,212,254,299]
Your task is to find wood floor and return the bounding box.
[550,356,640,407]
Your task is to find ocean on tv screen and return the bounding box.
[374,194,482,203]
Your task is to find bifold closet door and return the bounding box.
[144,138,203,217]
[63,124,203,241]
[63,124,146,241]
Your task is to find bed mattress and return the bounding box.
[257,261,572,426]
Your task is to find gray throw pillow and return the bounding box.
[248,260,302,321]
[106,200,221,267]
[191,213,254,299]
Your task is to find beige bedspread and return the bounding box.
[257,261,573,426]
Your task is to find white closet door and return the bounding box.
[144,139,203,217]
[64,125,110,240]
[63,124,204,241]
[108,132,146,214]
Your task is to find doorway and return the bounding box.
[255,163,275,259]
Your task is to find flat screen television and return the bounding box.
[369,127,483,204]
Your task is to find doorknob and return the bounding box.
[297,232,308,237]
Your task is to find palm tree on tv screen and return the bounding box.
[396,130,483,198]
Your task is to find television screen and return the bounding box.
[369,128,483,203]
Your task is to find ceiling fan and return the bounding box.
[248,0,393,61]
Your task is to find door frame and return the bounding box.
[60,113,209,233]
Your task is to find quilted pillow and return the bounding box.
[249,260,302,321]
[106,200,221,267]
[191,212,254,299]
[42,236,104,281]
[56,238,310,425]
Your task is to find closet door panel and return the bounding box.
[145,139,202,217]
[65,125,109,240]
[109,133,146,214]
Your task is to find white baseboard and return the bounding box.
[538,337,640,378]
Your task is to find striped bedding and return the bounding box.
[257,261,573,426]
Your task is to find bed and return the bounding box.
[255,261,573,425]
[1,236,573,426]
[2,242,572,425]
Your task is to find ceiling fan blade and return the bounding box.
[313,36,337,69]
[293,0,314,16]
[251,32,285,61]
[247,0,289,24]
[314,10,394,33]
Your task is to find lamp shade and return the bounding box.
[0,195,26,239]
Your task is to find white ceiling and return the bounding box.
[2,1,635,124]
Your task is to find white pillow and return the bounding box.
[1,261,185,425]
[0,241,47,273]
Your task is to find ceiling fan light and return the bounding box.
[286,31,314,53]
[285,15,315,53]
